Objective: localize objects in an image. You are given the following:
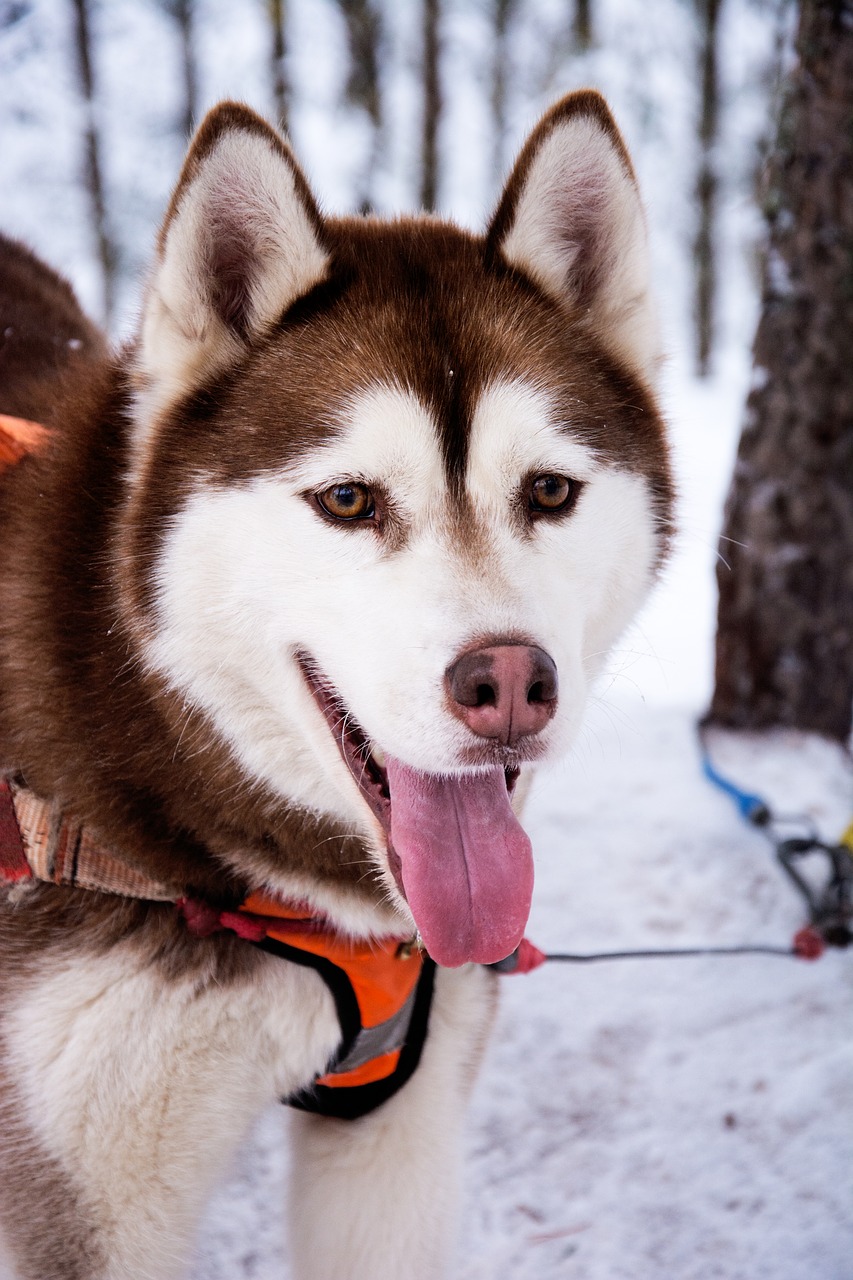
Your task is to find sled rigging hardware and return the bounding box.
[698,726,852,954]
[493,729,853,973]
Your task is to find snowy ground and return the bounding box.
[192,714,853,1280]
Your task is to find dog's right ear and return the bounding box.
[136,101,329,420]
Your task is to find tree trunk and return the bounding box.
[268,0,289,131]
[336,0,383,212]
[172,0,198,140]
[491,0,516,186]
[70,0,116,325]
[693,0,721,377]
[573,0,593,50]
[420,0,441,212]
[708,0,853,743]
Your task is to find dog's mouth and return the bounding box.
[297,653,534,968]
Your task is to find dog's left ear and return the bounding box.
[487,91,659,383]
[136,101,330,420]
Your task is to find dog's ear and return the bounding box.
[136,101,329,417]
[487,91,658,383]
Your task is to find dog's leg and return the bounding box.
[0,937,340,1280]
[288,962,498,1280]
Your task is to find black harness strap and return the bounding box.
[257,935,437,1121]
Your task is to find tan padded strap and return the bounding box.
[7,780,175,901]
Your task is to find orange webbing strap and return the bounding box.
[0,414,53,471]
[319,1050,402,1090]
[241,891,422,1030]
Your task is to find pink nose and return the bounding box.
[446,643,558,746]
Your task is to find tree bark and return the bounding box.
[420,0,441,212]
[708,0,853,742]
[70,0,117,325]
[693,0,721,377]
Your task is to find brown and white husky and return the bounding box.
[0,92,672,1279]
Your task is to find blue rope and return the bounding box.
[699,741,770,825]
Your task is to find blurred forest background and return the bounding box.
[0,0,793,370]
[4,0,834,717]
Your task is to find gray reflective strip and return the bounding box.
[332,983,419,1075]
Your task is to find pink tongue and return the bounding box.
[385,758,534,968]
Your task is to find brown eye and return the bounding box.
[317,482,375,521]
[529,473,575,514]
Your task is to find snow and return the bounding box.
[1,0,850,1275]
[191,708,853,1280]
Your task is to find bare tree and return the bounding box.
[573,0,593,50]
[420,0,441,212]
[268,0,289,131]
[491,0,517,186]
[693,0,722,377]
[70,0,117,325]
[336,0,384,212]
[164,0,199,140]
[707,0,853,743]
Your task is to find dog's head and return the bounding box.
[123,94,673,965]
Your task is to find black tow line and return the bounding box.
[490,732,853,974]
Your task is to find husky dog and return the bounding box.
[0,93,672,1279]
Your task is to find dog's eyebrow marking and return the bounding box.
[466,378,599,495]
[282,383,449,543]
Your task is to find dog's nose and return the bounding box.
[446,643,558,745]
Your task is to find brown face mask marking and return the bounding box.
[0,98,674,920]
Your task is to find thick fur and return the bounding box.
[0,92,673,1279]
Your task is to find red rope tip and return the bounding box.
[178,897,224,938]
[792,926,824,961]
[514,937,548,973]
[177,897,269,943]
[220,910,268,943]
[0,863,32,883]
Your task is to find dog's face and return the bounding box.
[122,96,672,965]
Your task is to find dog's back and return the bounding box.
[0,234,108,428]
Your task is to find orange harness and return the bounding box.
[237,895,434,1118]
[0,414,434,1120]
[0,771,435,1121]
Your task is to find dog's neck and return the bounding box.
[0,398,386,915]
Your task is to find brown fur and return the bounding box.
[0,1079,105,1280]
[0,191,672,929]
[0,95,674,1280]
[0,234,107,427]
